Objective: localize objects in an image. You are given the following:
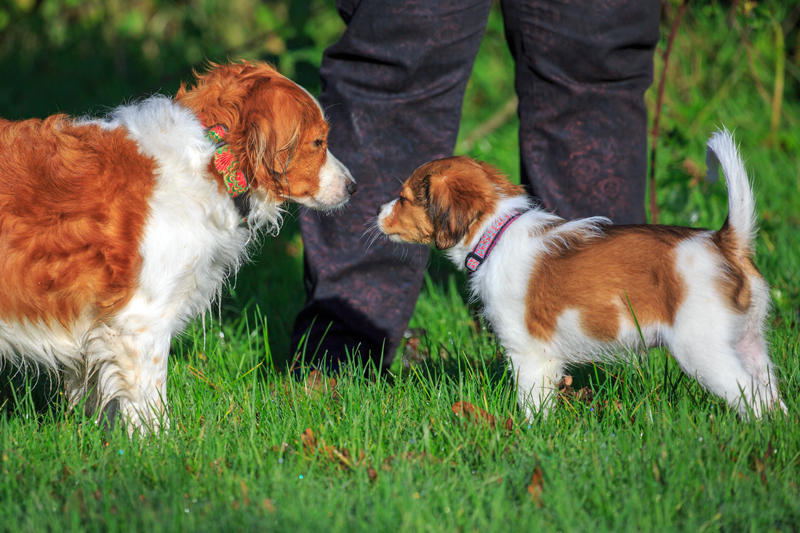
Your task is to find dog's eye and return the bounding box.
[398,196,406,205]
[313,139,324,148]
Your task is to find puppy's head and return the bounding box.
[177,61,356,211]
[377,157,524,250]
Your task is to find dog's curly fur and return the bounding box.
[0,61,355,433]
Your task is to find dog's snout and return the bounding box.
[346,181,358,196]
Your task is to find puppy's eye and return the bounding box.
[398,196,406,205]
[313,139,324,148]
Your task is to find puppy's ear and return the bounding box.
[477,160,525,197]
[427,172,486,250]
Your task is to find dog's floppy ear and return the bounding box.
[244,118,298,180]
[243,81,300,180]
[426,170,487,250]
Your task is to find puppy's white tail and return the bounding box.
[706,128,757,255]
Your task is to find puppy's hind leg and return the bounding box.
[736,279,785,413]
[668,322,771,419]
[735,326,784,413]
[507,347,565,420]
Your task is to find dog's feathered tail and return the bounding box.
[706,128,757,256]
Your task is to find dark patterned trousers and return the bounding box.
[291,0,661,369]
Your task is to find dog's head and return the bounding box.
[176,61,356,211]
[377,156,524,250]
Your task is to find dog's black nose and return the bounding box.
[346,181,358,195]
[376,205,382,216]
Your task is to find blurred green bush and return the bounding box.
[0,0,344,118]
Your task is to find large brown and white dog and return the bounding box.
[0,61,355,433]
[377,130,784,418]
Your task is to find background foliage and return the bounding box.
[1,0,799,530]
[1,0,798,359]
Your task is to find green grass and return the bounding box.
[2,1,800,531]
[3,313,799,531]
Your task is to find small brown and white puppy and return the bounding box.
[0,61,355,433]
[377,130,784,418]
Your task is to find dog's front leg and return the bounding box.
[63,361,98,417]
[80,323,170,435]
[507,349,564,420]
[113,333,170,436]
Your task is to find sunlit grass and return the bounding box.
[2,1,799,531]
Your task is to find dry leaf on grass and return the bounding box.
[367,467,378,481]
[751,441,775,486]
[301,428,317,451]
[240,479,250,506]
[300,428,371,478]
[295,425,463,483]
[298,427,456,483]
[527,465,544,507]
[302,370,338,399]
[285,237,302,258]
[270,442,292,454]
[402,328,430,365]
[557,377,623,415]
[281,370,339,401]
[451,401,514,431]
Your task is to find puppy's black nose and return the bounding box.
[346,181,358,195]
[376,205,382,216]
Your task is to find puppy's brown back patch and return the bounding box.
[710,219,759,313]
[525,225,702,342]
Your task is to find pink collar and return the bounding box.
[465,211,523,273]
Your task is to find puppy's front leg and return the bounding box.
[507,350,564,419]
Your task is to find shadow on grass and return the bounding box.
[0,369,61,417]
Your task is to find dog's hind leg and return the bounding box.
[668,341,761,417]
[749,277,783,409]
[735,279,785,413]
[667,269,784,418]
[63,361,98,417]
[668,313,776,418]
[735,325,784,412]
[507,348,565,419]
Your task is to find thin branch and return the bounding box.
[769,19,785,145]
[649,0,689,225]
[734,15,800,128]
[456,96,519,154]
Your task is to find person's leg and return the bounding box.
[501,0,661,223]
[292,0,494,371]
